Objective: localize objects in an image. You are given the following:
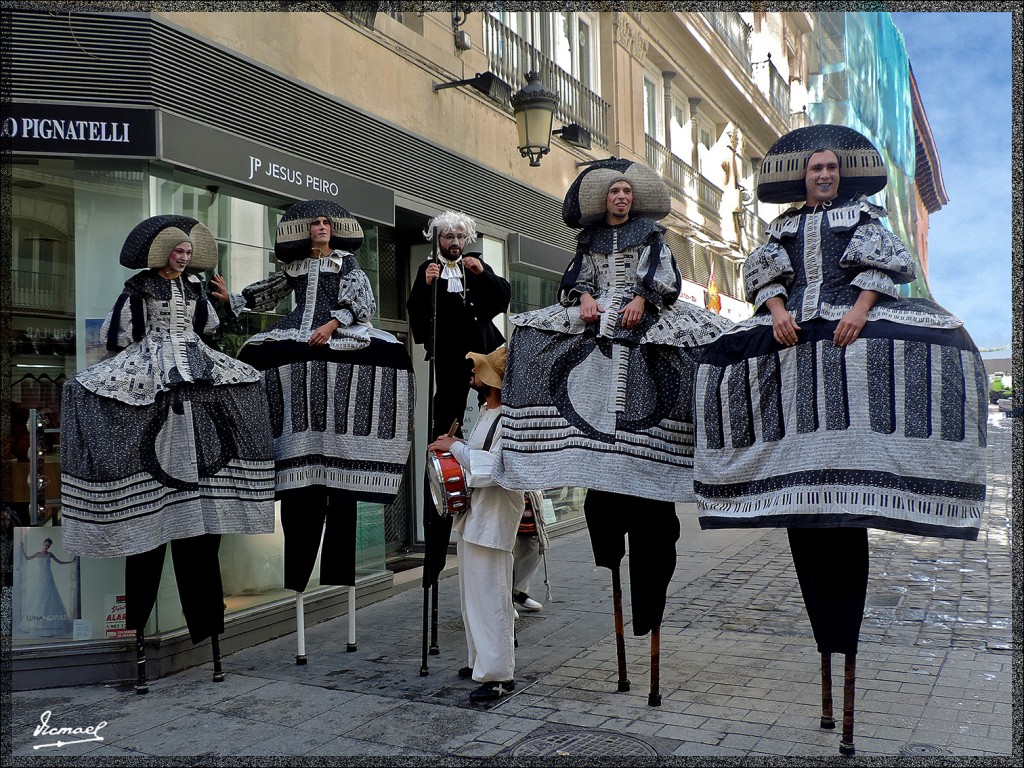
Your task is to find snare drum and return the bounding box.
[427,449,469,517]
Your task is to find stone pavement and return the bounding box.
[6,409,1016,762]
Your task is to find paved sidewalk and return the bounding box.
[6,410,1016,762]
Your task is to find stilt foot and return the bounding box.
[212,671,226,683]
[135,683,149,695]
[296,655,307,665]
[617,679,631,693]
[429,645,440,655]
[839,741,855,756]
[346,643,357,652]
[647,692,662,707]
[419,666,429,677]
[820,716,836,729]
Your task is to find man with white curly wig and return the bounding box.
[407,210,511,589]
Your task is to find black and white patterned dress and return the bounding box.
[693,196,987,539]
[60,271,276,557]
[235,251,414,501]
[497,218,732,501]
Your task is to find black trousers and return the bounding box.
[583,489,680,636]
[787,527,869,656]
[422,356,474,587]
[125,534,224,645]
[281,485,357,592]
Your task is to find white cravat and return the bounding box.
[440,256,464,294]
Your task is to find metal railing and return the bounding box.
[767,58,791,126]
[12,270,72,311]
[702,11,751,70]
[482,14,609,147]
[645,136,723,224]
[736,208,767,249]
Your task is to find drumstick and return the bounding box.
[446,420,459,437]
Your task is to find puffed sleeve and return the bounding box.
[558,248,598,306]
[743,241,795,309]
[333,261,375,327]
[240,271,293,313]
[841,220,916,290]
[101,292,146,351]
[634,236,681,309]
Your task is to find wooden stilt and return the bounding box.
[135,629,149,695]
[612,568,630,693]
[211,634,225,682]
[647,625,661,706]
[295,592,307,665]
[820,651,835,728]
[839,653,856,756]
[346,585,357,652]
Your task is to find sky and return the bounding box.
[888,11,1014,355]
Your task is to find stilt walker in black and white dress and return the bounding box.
[497,160,732,705]
[61,215,276,693]
[215,200,414,663]
[692,125,988,755]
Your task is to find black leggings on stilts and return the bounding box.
[125,534,225,645]
[584,489,680,635]
[787,527,869,655]
[281,486,358,592]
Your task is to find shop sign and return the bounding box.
[161,112,394,226]
[5,103,156,157]
[104,594,133,639]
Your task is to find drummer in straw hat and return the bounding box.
[427,345,523,702]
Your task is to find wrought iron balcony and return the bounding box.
[12,270,72,312]
[702,11,751,70]
[644,136,723,224]
[482,14,609,147]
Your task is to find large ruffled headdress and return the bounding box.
[119,215,218,271]
[275,199,364,262]
[562,158,671,229]
[757,124,887,204]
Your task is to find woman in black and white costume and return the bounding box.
[692,125,987,755]
[61,214,276,689]
[215,200,414,651]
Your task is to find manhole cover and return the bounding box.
[511,729,660,757]
[900,744,948,756]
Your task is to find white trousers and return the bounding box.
[457,536,515,683]
[512,534,542,595]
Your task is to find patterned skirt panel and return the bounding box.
[60,379,276,558]
[693,319,987,540]
[496,325,703,502]
[238,338,415,502]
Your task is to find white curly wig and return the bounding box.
[423,210,478,246]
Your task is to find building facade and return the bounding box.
[3,8,943,688]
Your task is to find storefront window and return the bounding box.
[8,160,390,648]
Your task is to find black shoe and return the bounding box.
[458,666,473,679]
[469,680,515,702]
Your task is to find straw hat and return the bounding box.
[466,346,507,389]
